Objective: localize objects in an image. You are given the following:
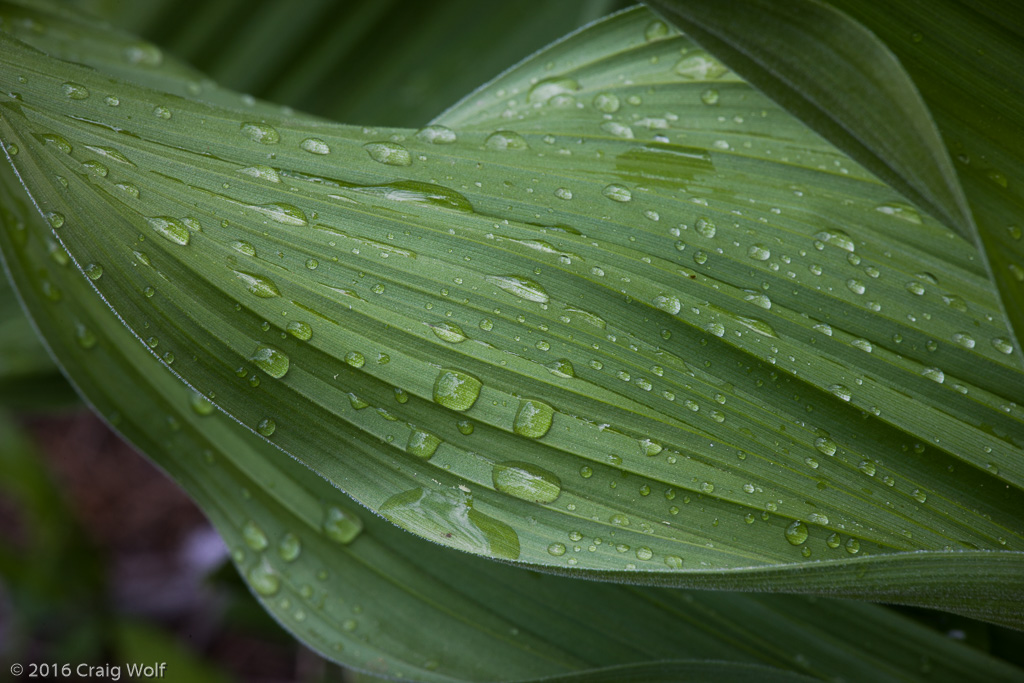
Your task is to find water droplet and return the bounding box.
[300,138,330,155]
[84,263,103,280]
[250,343,289,378]
[546,359,575,378]
[433,369,482,411]
[814,436,837,456]
[674,52,727,79]
[599,121,634,138]
[700,482,715,494]
[652,294,681,315]
[828,384,852,402]
[426,321,467,343]
[286,321,312,340]
[592,92,620,113]
[547,542,566,556]
[146,216,190,246]
[237,165,280,183]
[644,19,669,40]
[992,337,1014,355]
[493,461,561,503]
[635,546,653,561]
[123,41,163,66]
[912,488,928,504]
[554,187,573,200]
[851,339,873,353]
[345,351,365,368]
[241,122,280,144]
[814,230,856,252]
[234,271,280,298]
[639,439,662,457]
[381,487,519,559]
[364,141,412,166]
[190,392,214,416]
[700,88,720,105]
[905,281,925,296]
[747,244,770,261]
[257,418,276,436]
[407,429,442,459]
[45,212,65,229]
[457,419,474,435]
[485,130,528,150]
[248,559,280,596]
[704,322,725,338]
[858,460,876,477]
[278,533,301,562]
[486,275,549,303]
[323,506,363,544]
[243,520,269,550]
[153,105,171,119]
[846,279,866,295]
[845,538,860,554]
[513,399,554,438]
[231,240,256,257]
[416,125,457,144]
[785,521,809,545]
[922,367,945,383]
[61,82,89,99]
[528,77,579,104]
[876,202,922,223]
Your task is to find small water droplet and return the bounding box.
[153,105,171,119]
[548,542,566,556]
[674,52,727,79]
[248,559,280,596]
[592,92,620,113]
[257,417,276,436]
[922,367,945,383]
[652,294,681,315]
[599,121,634,139]
[286,321,312,340]
[846,279,866,295]
[528,77,579,104]
[845,538,861,554]
[278,533,301,562]
[486,275,549,303]
[747,244,770,261]
[345,351,365,368]
[785,521,809,545]
[991,337,1014,355]
[234,270,280,297]
[700,88,720,105]
[554,187,573,200]
[243,520,269,550]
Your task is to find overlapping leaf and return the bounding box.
[2,120,1020,683]
[646,0,1024,361]
[1,0,1023,627]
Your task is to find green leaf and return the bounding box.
[2,149,1019,683]
[644,0,1024,363]
[2,0,1023,626]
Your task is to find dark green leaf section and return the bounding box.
[645,0,1024,362]
[1,1,1023,617]
[70,0,626,127]
[2,146,1020,683]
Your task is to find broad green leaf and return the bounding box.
[1,1,1023,626]
[645,0,1024,362]
[2,146,1019,683]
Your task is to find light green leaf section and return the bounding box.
[2,138,1020,683]
[644,0,1024,363]
[1,1,1023,621]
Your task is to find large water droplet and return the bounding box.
[485,275,549,303]
[364,142,412,166]
[323,506,363,544]
[243,520,269,550]
[300,138,330,155]
[513,399,554,438]
[493,461,561,503]
[602,184,632,202]
[593,92,620,113]
[652,294,681,315]
[814,436,837,456]
[250,343,290,378]
[485,131,528,151]
[240,122,280,144]
[528,77,579,104]
[146,216,190,245]
[674,52,727,79]
[61,82,90,99]
[250,202,307,226]
[278,533,301,562]
[747,244,771,261]
[428,321,467,343]
[416,125,457,144]
[433,369,482,411]
[286,321,312,340]
[785,520,809,545]
[381,487,519,559]
[234,271,280,298]
[407,429,442,459]
[247,559,281,596]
